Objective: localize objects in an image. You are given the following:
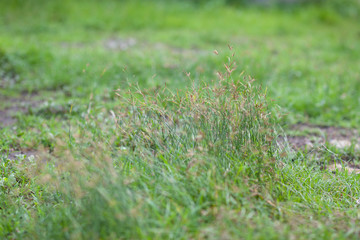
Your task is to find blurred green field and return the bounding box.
[1,0,360,125]
[1,0,360,239]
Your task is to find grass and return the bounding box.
[1,0,360,239]
[1,0,359,125]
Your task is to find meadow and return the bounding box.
[1,0,360,239]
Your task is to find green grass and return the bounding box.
[1,0,360,239]
[1,0,359,125]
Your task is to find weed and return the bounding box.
[114,48,278,182]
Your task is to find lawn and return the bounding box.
[1,0,360,239]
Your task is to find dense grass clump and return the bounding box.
[115,52,278,181]
[9,52,283,239]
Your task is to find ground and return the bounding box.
[1,1,360,239]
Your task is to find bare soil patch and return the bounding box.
[283,123,359,150]
[0,93,50,161]
[0,94,42,128]
[0,109,17,127]
[281,123,360,174]
[327,163,360,175]
[6,149,39,160]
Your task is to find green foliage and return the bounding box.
[116,55,277,181]
[1,0,360,239]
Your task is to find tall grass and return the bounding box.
[19,49,284,239]
[115,50,278,181]
[2,46,360,239]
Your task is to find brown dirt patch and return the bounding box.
[6,149,39,160]
[0,94,42,128]
[0,109,17,127]
[282,123,359,150]
[280,123,360,174]
[327,163,360,174]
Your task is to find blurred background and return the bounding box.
[1,0,360,126]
